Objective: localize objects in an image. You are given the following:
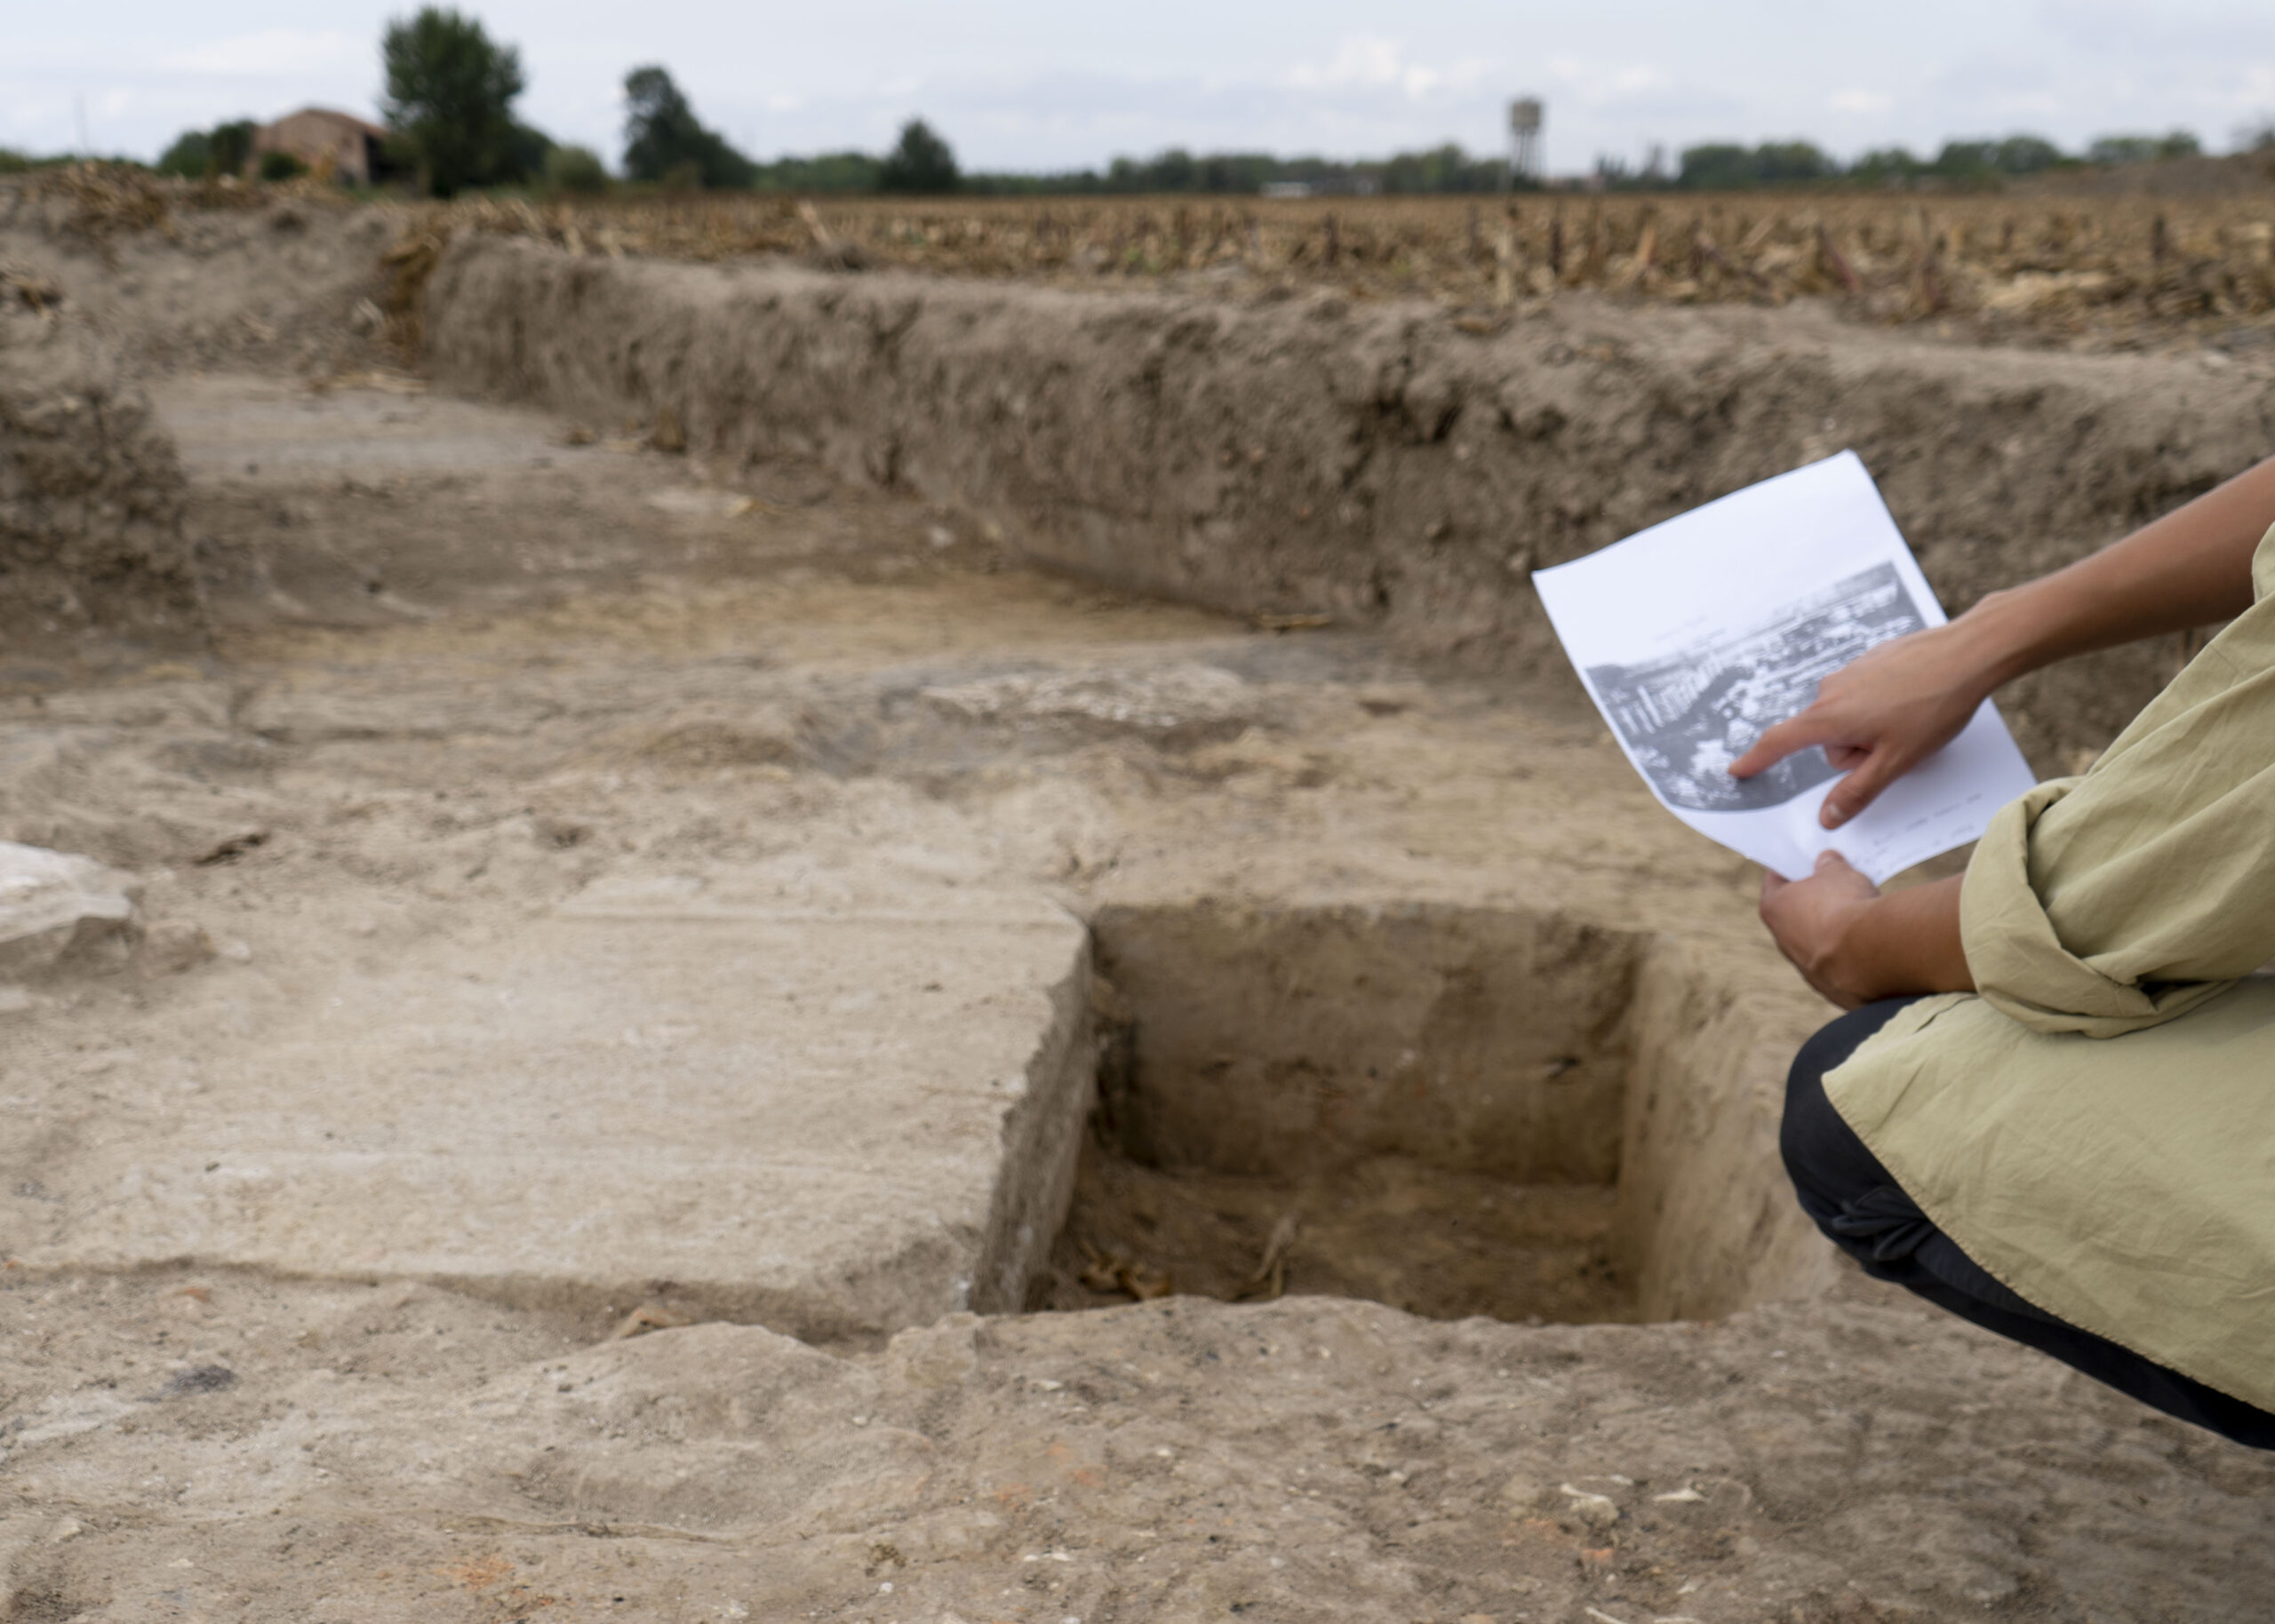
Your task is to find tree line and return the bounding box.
[1650,130,2207,191]
[107,6,2250,199]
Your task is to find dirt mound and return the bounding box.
[0,178,395,376]
[0,314,198,646]
[424,237,2275,776]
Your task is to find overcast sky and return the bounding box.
[11,2,2275,175]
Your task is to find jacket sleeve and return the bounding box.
[1960,529,2275,1039]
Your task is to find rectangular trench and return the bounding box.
[1036,901,1832,1325]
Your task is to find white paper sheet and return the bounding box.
[1531,451,2037,882]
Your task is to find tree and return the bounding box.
[544,143,608,195]
[1382,143,1502,194]
[879,119,958,193]
[507,120,554,181]
[381,7,528,195]
[1935,135,2064,179]
[156,130,212,178]
[1992,134,2063,174]
[2086,128,2200,164]
[749,150,882,192]
[1752,140,1836,182]
[1676,142,1754,188]
[621,66,753,188]
[1677,139,1834,189]
[211,120,256,179]
[1849,146,1924,186]
[1149,147,1197,192]
[156,118,256,179]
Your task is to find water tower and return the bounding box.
[1507,98,1545,187]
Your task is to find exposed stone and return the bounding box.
[0,840,136,977]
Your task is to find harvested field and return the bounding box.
[387,173,2275,350]
[1,179,2272,1619]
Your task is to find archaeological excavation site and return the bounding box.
[3,170,2273,1621]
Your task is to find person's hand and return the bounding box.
[1728,619,2003,828]
[1759,851,1883,1009]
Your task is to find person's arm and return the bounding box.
[1758,853,1972,1010]
[1731,452,2275,829]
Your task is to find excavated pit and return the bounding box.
[0,198,2271,1613]
[1042,902,1813,1325]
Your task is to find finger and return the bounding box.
[1818,751,1905,828]
[1729,711,1839,780]
[1814,848,1851,874]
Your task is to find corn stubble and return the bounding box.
[421,188,2275,348]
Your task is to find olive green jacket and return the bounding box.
[1829,525,2275,1413]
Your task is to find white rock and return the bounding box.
[0,841,137,974]
[1560,1482,1621,1530]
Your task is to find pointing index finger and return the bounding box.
[1728,710,1832,781]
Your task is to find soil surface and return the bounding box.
[1044,1150,1634,1325]
[1,200,2271,1620]
[0,369,2264,1624]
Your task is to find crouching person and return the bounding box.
[1733,452,2275,1449]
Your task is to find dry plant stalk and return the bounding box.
[33,163,175,248]
[377,208,453,359]
[1,260,64,315]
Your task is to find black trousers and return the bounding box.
[1782,999,2275,1451]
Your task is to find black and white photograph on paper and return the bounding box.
[1582,562,1930,813]
[1531,452,2036,882]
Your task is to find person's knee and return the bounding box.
[1779,1037,1852,1220]
[1783,1014,1851,1163]
[1787,1000,1888,1099]
[1780,1000,1911,1222]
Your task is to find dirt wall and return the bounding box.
[1616,935,1834,1321]
[0,317,196,641]
[0,179,396,375]
[422,237,2275,771]
[1090,901,1636,1184]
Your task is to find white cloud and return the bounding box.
[1285,36,1496,101]
[1288,36,1401,91]
[160,29,364,78]
[3,96,70,137]
[1828,88,1894,115]
[1992,91,2063,117]
[1531,55,1695,110]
